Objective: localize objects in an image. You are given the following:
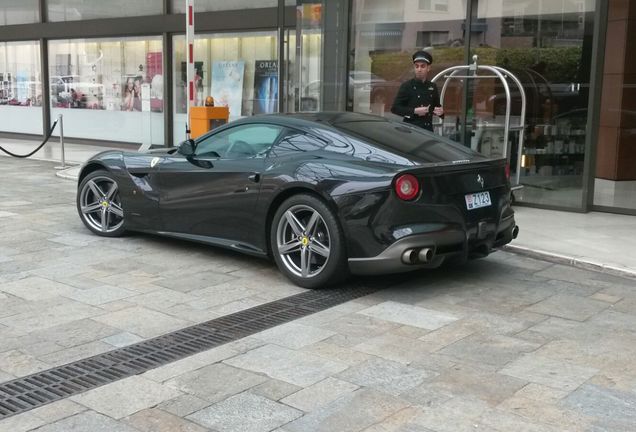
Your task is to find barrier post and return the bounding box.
[54,114,66,170]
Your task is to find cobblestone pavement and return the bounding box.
[1,157,635,432]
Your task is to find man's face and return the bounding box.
[414,61,431,81]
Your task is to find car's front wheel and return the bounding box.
[77,170,125,237]
[271,194,348,288]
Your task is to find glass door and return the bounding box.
[469,0,597,209]
[283,1,323,113]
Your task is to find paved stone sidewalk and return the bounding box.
[1,157,636,432]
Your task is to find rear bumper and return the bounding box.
[348,215,517,275]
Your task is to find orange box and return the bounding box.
[190,106,230,139]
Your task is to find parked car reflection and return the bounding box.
[302,71,386,111]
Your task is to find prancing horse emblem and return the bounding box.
[477,174,484,188]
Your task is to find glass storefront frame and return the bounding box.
[0,0,629,214]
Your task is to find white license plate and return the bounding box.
[465,191,491,210]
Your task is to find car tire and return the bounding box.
[271,194,348,289]
[77,169,126,237]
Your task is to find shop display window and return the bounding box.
[0,41,43,134]
[49,37,164,145]
[172,32,278,143]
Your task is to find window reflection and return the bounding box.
[0,0,39,25]
[471,0,596,208]
[48,37,165,145]
[0,41,42,134]
[172,32,278,143]
[171,0,276,13]
[47,0,162,22]
[350,0,467,116]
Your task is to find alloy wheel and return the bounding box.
[78,175,124,234]
[276,204,331,279]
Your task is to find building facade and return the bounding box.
[0,0,634,214]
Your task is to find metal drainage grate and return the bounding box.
[0,284,379,420]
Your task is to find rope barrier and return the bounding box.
[0,120,59,158]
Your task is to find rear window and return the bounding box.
[333,120,483,163]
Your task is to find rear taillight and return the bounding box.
[505,163,510,181]
[395,174,420,200]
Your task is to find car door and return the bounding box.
[157,123,285,249]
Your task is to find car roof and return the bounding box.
[237,111,388,130]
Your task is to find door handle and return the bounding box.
[248,173,261,183]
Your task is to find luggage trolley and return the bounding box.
[431,55,526,192]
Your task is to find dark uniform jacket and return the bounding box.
[391,78,441,131]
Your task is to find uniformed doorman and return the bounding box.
[391,50,444,132]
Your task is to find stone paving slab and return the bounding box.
[28,411,140,432]
[0,349,49,377]
[250,379,302,402]
[335,358,434,396]
[91,306,191,338]
[124,407,208,432]
[438,333,540,369]
[70,376,183,419]
[525,294,610,321]
[352,332,437,365]
[143,344,238,383]
[157,394,211,418]
[358,301,458,330]
[499,354,599,392]
[282,388,408,432]
[498,394,592,430]
[29,400,86,425]
[224,344,349,387]
[165,363,268,403]
[0,412,48,432]
[419,364,527,406]
[253,322,336,350]
[563,384,636,428]
[281,377,359,412]
[187,392,302,432]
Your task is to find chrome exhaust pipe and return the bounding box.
[401,249,418,265]
[512,225,519,239]
[417,248,434,263]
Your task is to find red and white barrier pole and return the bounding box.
[185,0,195,139]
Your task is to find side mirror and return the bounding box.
[178,139,196,157]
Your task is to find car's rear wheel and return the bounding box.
[271,194,348,288]
[77,170,125,237]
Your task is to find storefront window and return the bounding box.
[349,0,467,116]
[0,0,39,25]
[172,32,278,144]
[48,0,162,22]
[171,0,276,13]
[0,41,42,134]
[49,37,164,145]
[470,0,597,209]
